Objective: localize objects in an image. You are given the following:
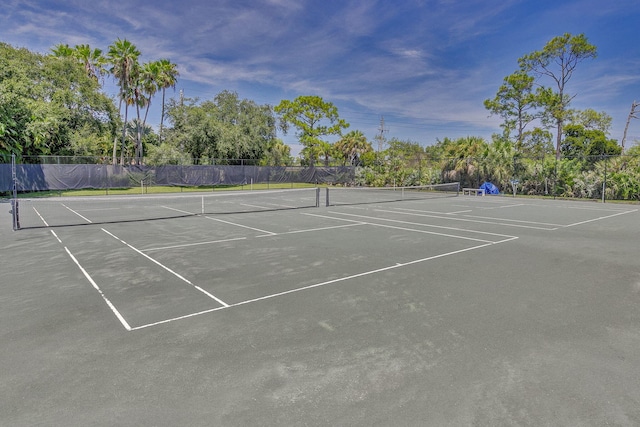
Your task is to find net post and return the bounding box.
[11,153,20,230]
[456,182,460,196]
[315,187,320,207]
[326,187,330,207]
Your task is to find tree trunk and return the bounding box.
[135,100,142,164]
[112,98,123,165]
[159,89,166,144]
[120,104,128,165]
[556,119,562,159]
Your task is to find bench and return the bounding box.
[462,188,485,196]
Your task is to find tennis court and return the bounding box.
[2,188,639,425]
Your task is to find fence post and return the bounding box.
[11,153,20,230]
[602,156,607,203]
[553,156,558,200]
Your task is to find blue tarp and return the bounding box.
[480,181,500,195]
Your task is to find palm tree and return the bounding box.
[317,141,334,166]
[440,136,488,186]
[51,43,74,57]
[73,44,106,81]
[335,130,372,165]
[107,38,140,164]
[481,139,516,189]
[156,59,179,144]
[51,43,105,81]
[140,61,161,125]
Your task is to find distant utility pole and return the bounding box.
[621,100,639,152]
[375,116,389,152]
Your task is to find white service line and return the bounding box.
[563,209,638,227]
[478,203,526,210]
[378,208,559,230]
[260,222,367,237]
[308,211,517,240]
[64,246,132,331]
[450,212,563,226]
[203,216,276,235]
[144,223,367,251]
[305,212,495,243]
[101,228,229,308]
[62,204,92,223]
[143,237,248,252]
[231,242,498,306]
[162,206,198,215]
[130,306,228,330]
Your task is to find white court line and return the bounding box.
[446,212,563,226]
[33,207,49,227]
[50,230,62,243]
[548,204,636,212]
[101,228,229,308]
[563,209,638,227]
[143,237,247,252]
[76,207,121,212]
[64,246,132,331]
[462,197,633,212]
[203,216,276,235]
[130,238,518,331]
[162,206,199,215]
[130,306,228,330]
[144,224,366,251]
[262,223,367,237]
[240,202,297,209]
[62,204,93,223]
[312,211,517,240]
[239,203,270,210]
[377,208,558,230]
[305,212,495,243]
[355,221,497,243]
[478,203,526,210]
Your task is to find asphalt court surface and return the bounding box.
[45,199,515,330]
[2,193,640,425]
[27,195,635,331]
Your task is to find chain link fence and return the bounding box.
[0,156,355,194]
[2,154,639,202]
[356,153,640,202]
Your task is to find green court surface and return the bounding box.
[1,192,639,425]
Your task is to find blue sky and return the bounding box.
[2,0,639,155]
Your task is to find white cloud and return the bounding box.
[1,0,639,145]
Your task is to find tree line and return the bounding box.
[1,34,639,199]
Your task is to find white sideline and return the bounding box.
[64,247,132,331]
[101,228,230,308]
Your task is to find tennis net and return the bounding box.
[325,182,460,207]
[12,187,320,229]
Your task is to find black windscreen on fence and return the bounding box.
[2,164,356,192]
[0,164,11,191]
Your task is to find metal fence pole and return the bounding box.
[11,153,20,230]
[602,156,608,203]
